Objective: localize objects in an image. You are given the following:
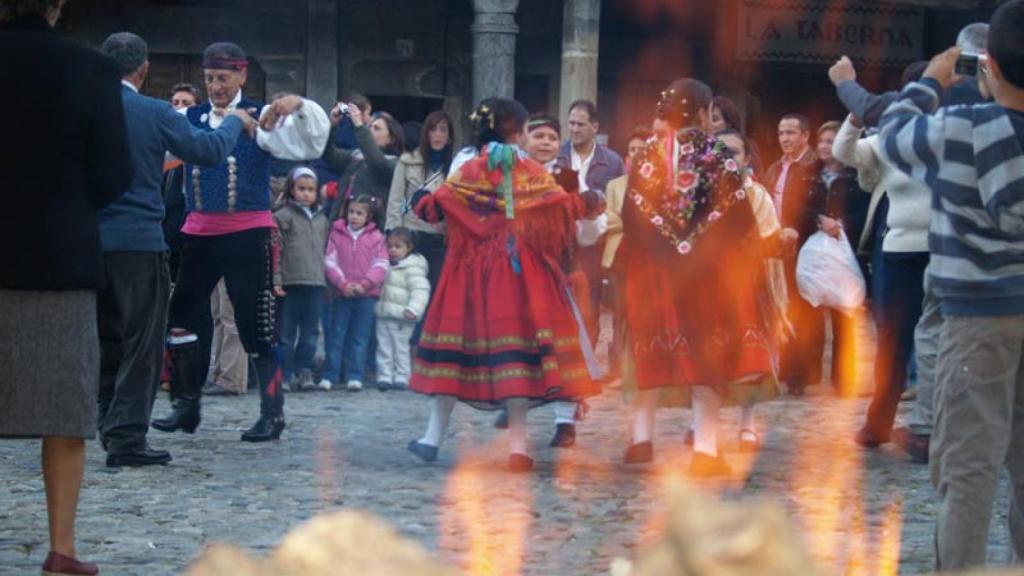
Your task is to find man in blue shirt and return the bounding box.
[97,32,253,467]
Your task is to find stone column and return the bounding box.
[471,0,520,104]
[558,0,601,121]
[305,0,339,106]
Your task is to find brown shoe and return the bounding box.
[42,551,98,576]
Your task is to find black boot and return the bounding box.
[241,352,286,442]
[151,339,202,433]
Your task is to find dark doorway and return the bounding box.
[368,95,445,125]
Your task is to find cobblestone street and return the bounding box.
[1,375,1014,575]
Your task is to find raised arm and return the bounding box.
[256,95,330,161]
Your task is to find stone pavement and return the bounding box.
[0,383,1014,575]
[0,311,1016,575]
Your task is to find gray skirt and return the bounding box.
[0,290,99,438]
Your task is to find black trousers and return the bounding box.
[168,228,277,390]
[780,258,826,390]
[97,251,171,453]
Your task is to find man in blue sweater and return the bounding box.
[97,32,254,467]
[879,1,1024,569]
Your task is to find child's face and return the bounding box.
[387,237,413,261]
[347,204,370,229]
[291,176,318,206]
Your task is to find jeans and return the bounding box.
[865,251,928,439]
[278,285,323,380]
[322,296,376,384]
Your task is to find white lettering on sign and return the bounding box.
[737,1,924,67]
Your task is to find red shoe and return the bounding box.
[42,551,98,575]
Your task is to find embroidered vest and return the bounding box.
[184,100,270,213]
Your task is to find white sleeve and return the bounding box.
[575,213,608,247]
[256,98,330,161]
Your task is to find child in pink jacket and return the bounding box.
[321,195,388,391]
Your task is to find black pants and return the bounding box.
[169,229,279,413]
[97,251,170,453]
[780,258,825,391]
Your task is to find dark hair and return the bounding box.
[712,96,742,132]
[387,227,416,250]
[656,78,713,129]
[626,125,653,144]
[470,98,529,149]
[372,112,405,157]
[901,61,929,87]
[418,110,455,175]
[526,112,561,136]
[568,99,599,124]
[780,113,810,133]
[0,0,61,22]
[101,32,148,76]
[716,129,750,157]
[989,0,1024,89]
[345,194,379,222]
[350,93,372,114]
[403,121,422,153]
[203,41,246,62]
[171,83,200,100]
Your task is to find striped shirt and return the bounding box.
[879,78,1024,316]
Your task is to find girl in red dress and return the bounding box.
[620,79,779,475]
[406,99,600,472]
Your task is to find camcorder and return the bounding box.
[955,52,987,77]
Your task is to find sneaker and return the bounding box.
[892,426,929,464]
[281,378,293,393]
[376,381,391,392]
[317,378,333,391]
[297,369,317,392]
[346,380,363,392]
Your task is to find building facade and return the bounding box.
[59,0,999,153]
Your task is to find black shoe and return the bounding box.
[508,453,534,473]
[153,338,203,433]
[106,445,172,468]
[240,414,285,442]
[854,427,889,448]
[624,441,653,464]
[151,404,200,433]
[689,451,732,478]
[377,381,391,392]
[892,426,929,464]
[549,423,576,448]
[407,440,438,462]
[493,409,509,430]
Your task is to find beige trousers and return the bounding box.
[931,315,1024,570]
[206,280,248,393]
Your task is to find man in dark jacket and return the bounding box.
[765,113,827,395]
[97,32,253,467]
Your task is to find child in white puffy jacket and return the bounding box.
[375,227,431,390]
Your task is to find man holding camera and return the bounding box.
[879,0,1024,569]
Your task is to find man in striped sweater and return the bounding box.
[878,1,1024,569]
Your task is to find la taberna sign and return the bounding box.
[737,1,924,67]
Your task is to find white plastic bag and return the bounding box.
[796,230,866,315]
